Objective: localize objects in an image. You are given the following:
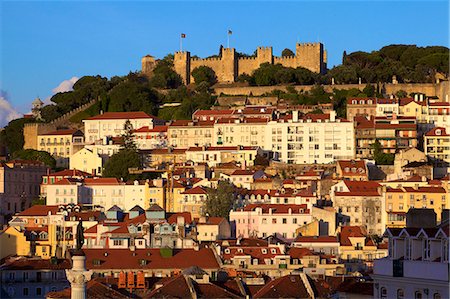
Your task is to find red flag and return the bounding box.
[181,33,186,38]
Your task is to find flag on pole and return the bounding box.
[228,30,232,35]
[181,33,186,38]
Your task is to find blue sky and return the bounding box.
[0,1,449,124]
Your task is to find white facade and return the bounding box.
[83,112,164,143]
[185,146,262,167]
[230,204,314,239]
[267,111,355,164]
[69,148,105,175]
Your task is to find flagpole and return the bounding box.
[227,32,230,49]
[180,35,182,52]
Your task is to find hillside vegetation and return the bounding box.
[0,44,447,156]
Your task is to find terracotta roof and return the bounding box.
[231,169,256,176]
[240,204,310,214]
[166,212,192,225]
[195,217,225,225]
[83,248,220,270]
[339,226,373,246]
[402,186,447,193]
[133,125,168,133]
[337,160,367,176]
[429,101,450,107]
[253,275,314,298]
[146,275,192,298]
[216,117,269,124]
[40,129,81,136]
[169,120,215,127]
[150,148,187,154]
[17,205,60,216]
[86,111,156,120]
[222,246,283,264]
[293,235,339,243]
[187,146,258,152]
[193,109,234,116]
[399,97,427,106]
[46,279,129,299]
[46,169,91,177]
[288,247,316,258]
[181,186,207,195]
[425,127,449,137]
[1,257,71,270]
[335,181,381,197]
[84,178,121,185]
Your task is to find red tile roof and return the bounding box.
[47,279,129,299]
[335,181,381,196]
[293,235,339,243]
[337,160,367,176]
[166,212,192,225]
[1,257,71,270]
[288,247,316,258]
[169,120,215,127]
[17,205,60,216]
[425,127,449,137]
[195,217,226,225]
[253,275,313,298]
[40,129,80,136]
[133,125,168,133]
[193,109,234,116]
[84,178,121,185]
[46,169,92,177]
[187,146,258,152]
[86,111,156,120]
[83,248,220,270]
[231,169,256,176]
[222,246,283,264]
[181,186,207,195]
[339,226,373,246]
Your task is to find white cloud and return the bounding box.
[52,76,79,94]
[44,76,80,105]
[0,90,21,127]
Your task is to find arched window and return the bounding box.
[433,293,441,299]
[415,291,422,299]
[380,287,387,299]
[397,289,404,299]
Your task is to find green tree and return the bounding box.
[191,66,217,86]
[0,118,36,154]
[121,119,137,151]
[254,154,270,167]
[363,84,375,97]
[396,90,408,98]
[204,180,236,218]
[150,57,183,89]
[12,149,56,168]
[372,140,394,165]
[103,149,141,181]
[282,48,295,57]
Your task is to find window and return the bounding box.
[380,287,387,299]
[23,288,29,296]
[415,291,422,299]
[272,218,277,224]
[36,288,42,296]
[397,289,404,299]
[293,218,297,224]
[433,293,441,299]
[282,218,287,224]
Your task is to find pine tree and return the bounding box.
[121,119,137,151]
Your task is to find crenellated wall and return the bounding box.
[157,42,326,84]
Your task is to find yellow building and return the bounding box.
[0,226,30,259]
[385,185,449,227]
[176,186,208,218]
[69,147,104,175]
[38,129,84,168]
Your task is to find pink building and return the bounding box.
[230,204,313,240]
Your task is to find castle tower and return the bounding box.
[141,55,157,77]
[256,47,273,65]
[221,48,237,83]
[295,42,325,74]
[31,97,43,120]
[174,51,191,84]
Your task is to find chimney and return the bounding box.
[292,111,299,122]
[330,111,336,122]
[419,94,424,102]
[414,94,418,101]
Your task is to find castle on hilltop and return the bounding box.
[142,42,327,84]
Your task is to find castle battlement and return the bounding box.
[143,42,326,84]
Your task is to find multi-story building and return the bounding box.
[177,186,208,217]
[0,160,48,224]
[143,148,187,167]
[424,127,450,168]
[331,181,385,235]
[40,169,92,197]
[346,97,377,121]
[230,204,313,239]
[0,257,71,299]
[374,116,418,153]
[355,116,376,158]
[376,98,399,117]
[69,148,106,175]
[372,225,449,299]
[132,125,168,149]
[214,117,268,147]
[45,178,149,211]
[427,101,450,129]
[83,111,165,143]
[167,120,214,148]
[185,146,262,167]
[268,111,355,164]
[384,185,449,227]
[195,216,232,242]
[37,129,84,168]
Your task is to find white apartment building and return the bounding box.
[168,120,214,148]
[376,99,399,117]
[214,117,268,147]
[133,125,168,149]
[185,146,262,167]
[372,226,449,299]
[83,111,165,143]
[267,111,355,164]
[230,203,314,239]
[46,178,148,211]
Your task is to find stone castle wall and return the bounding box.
[214,81,450,101]
[143,43,326,84]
